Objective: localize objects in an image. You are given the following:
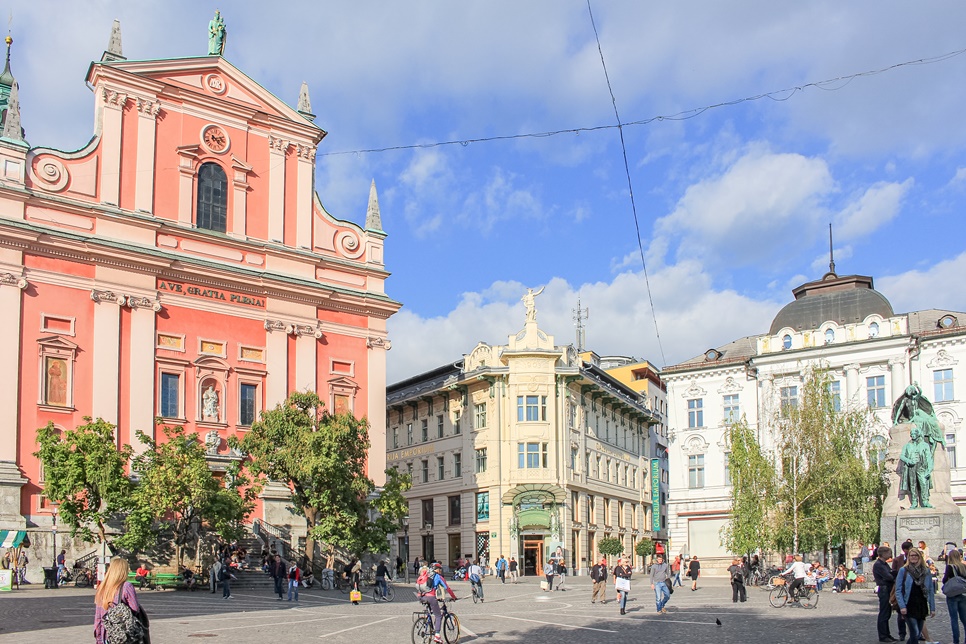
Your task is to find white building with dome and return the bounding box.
[662,269,966,574]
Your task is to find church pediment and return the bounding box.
[89,57,325,138]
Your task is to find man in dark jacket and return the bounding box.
[591,557,608,604]
[891,540,913,641]
[270,554,286,600]
[873,545,897,642]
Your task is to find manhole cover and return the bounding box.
[188,635,218,638]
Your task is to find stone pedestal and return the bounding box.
[880,422,963,553]
[0,460,27,530]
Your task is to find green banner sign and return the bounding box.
[650,458,661,532]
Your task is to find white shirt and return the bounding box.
[468,564,482,577]
[783,561,810,579]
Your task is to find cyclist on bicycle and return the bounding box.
[417,562,457,643]
[782,554,810,602]
[467,558,484,602]
[375,559,390,599]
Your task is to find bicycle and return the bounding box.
[471,582,480,604]
[319,569,335,591]
[768,575,818,609]
[412,596,460,644]
[371,578,395,602]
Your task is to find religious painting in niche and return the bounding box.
[45,357,68,406]
[201,378,221,422]
[333,394,350,415]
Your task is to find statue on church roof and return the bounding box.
[208,10,227,56]
[522,286,545,323]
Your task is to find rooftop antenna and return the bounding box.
[828,223,836,275]
[573,297,589,351]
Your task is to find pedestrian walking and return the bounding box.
[509,557,519,583]
[543,560,554,591]
[943,548,966,644]
[287,562,301,601]
[893,540,914,641]
[896,547,935,644]
[496,555,507,583]
[727,558,747,603]
[873,545,897,642]
[94,558,148,644]
[220,558,234,599]
[555,558,567,591]
[210,558,222,593]
[650,553,671,614]
[614,557,632,615]
[591,556,608,604]
[671,555,683,587]
[270,554,286,600]
[688,555,701,591]
[414,555,421,578]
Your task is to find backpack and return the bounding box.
[103,597,144,644]
[731,568,745,584]
[415,567,436,594]
[219,567,230,582]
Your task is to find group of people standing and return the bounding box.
[872,540,948,644]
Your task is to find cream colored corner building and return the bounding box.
[386,313,662,575]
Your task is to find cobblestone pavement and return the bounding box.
[0,575,952,643]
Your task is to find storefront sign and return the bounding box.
[157,279,266,309]
[651,458,661,532]
[387,444,436,462]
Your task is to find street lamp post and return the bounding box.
[51,507,58,588]
[402,517,410,584]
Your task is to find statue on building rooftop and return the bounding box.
[208,10,227,56]
[522,286,545,323]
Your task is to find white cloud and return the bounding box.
[835,179,913,241]
[652,145,834,269]
[810,245,853,274]
[878,251,966,314]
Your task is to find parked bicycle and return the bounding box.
[371,578,395,602]
[768,574,818,609]
[412,596,460,644]
[319,568,335,591]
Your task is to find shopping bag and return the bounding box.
[540,581,548,591]
[615,577,631,592]
[350,589,362,603]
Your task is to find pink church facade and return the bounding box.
[0,35,399,535]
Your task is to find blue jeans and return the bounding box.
[288,579,299,601]
[672,572,682,587]
[906,616,923,644]
[654,581,670,612]
[948,594,966,643]
[222,578,231,597]
[377,578,388,598]
[618,589,629,611]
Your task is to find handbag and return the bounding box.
[667,581,674,595]
[615,577,631,592]
[349,589,362,603]
[943,574,966,597]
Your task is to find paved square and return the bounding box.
[0,575,946,643]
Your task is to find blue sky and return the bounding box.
[9,1,966,382]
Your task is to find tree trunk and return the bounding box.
[304,506,317,567]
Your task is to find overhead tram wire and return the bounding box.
[317,45,966,158]
[585,0,666,368]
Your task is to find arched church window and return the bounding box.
[196,162,228,233]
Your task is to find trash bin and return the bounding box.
[43,566,58,589]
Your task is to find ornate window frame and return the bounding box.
[235,365,266,429]
[37,335,78,411]
[156,356,189,421]
[328,376,359,415]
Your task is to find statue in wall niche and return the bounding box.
[205,429,220,455]
[899,426,934,509]
[893,383,944,454]
[202,385,220,422]
[522,286,545,323]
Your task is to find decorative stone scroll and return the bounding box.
[127,295,162,311]
[0,272,27,289]
[292,323,324,339]
[101,88,128,108]
[90,289,126,305]
[367,336,392,350]
[135,97,162,117]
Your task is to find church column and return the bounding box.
[889,357,907,403]
[230,158,252,238]
[367,336,390,487]
[0,268,27,527]
[91,289,125,425]
[294,326,318,394]
[264,320,289,408]
[176,147,198,226]
[98,88,127,207]
[267,136,288,243]
[845,363,860,408]
[133,97,160,213]
[128,296,160,446]
[295,144,314,249]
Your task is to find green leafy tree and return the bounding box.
[234,391,410,566]
[119,424,255,565]
[771,369,887,554]
[35,418,132,544]
[721,418,776,556]
[635,538,654,558]
[597,537,625,559]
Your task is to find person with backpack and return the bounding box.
[942,548,966,644]
[727,558,746,603]
[94,558,148,644]
[467,558,484,601]
[495,555,507,583]
[416,562,457,643]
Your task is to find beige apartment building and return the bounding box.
[386,308,662,575]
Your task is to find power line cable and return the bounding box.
[585,0,666,368]
[317,46,966,158]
